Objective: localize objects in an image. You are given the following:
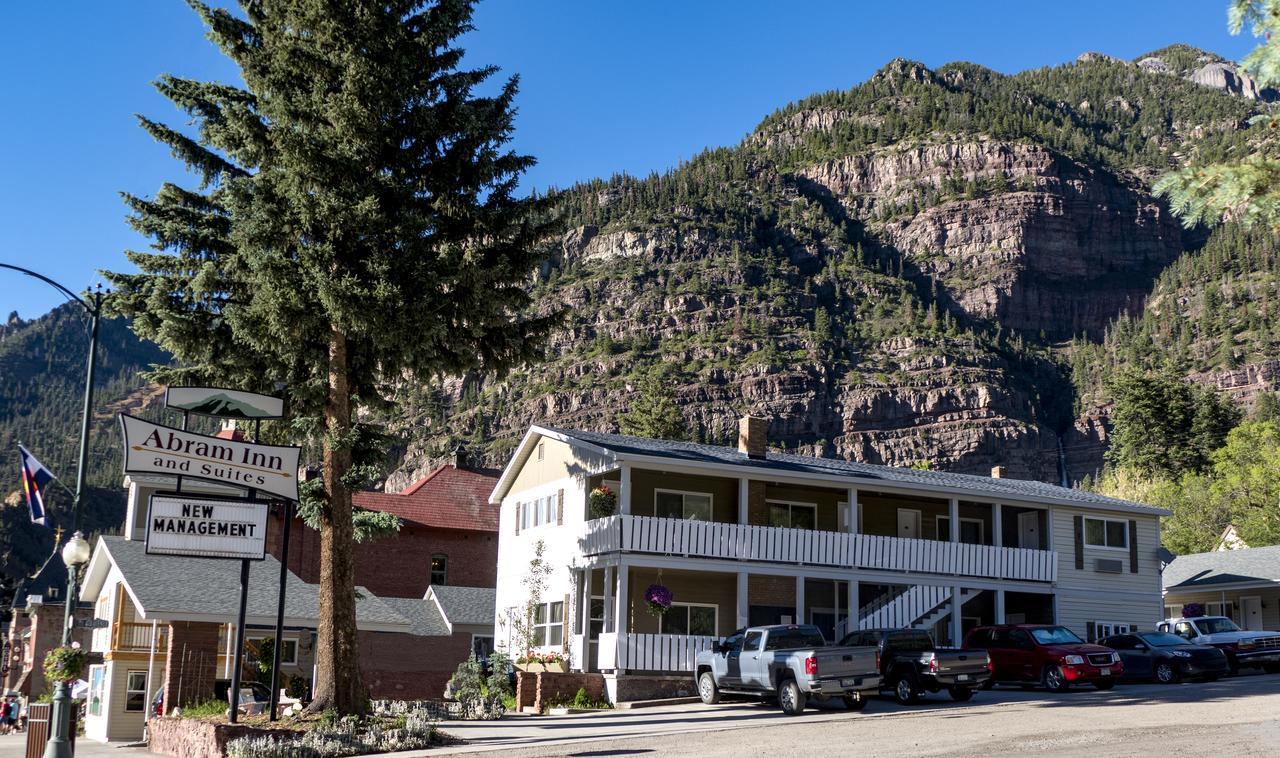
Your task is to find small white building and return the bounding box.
[490,419,1169,701]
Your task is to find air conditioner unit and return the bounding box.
[1095,558,1124,573]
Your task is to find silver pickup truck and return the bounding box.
[694,624,882,715]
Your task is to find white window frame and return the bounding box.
[838,501,863,532]
[87,664,106,717]
[520,494,557,531]
[251,636,298,666]
[659,602,720,637]
[654,488,714,521]
[936,516,986,544]
[533,601,565,648]
[766,499,818,530]
[1083,517,1129,550]
[125,670,148,712]
[1092,621,1135,642]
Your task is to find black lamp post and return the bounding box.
[0,264,103,758]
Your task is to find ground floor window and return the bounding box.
[125,671,148,712]
[472,635,494,664]
[1090,621,1135,642]
[533,601,564,647]
[88,665,105,716]
[661,603,718,636]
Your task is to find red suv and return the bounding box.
[964,624,1122,692]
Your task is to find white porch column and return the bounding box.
[145,619,159,705]
[951,585,964,647]
[602,566,615,632]
[992,503,1003,548]
[580,568,593,641]
[795,576,806,625]
[948,497,960,543]
[619,464,632,516]
[847,580,859,636]
[224,623,233,678]
[736,572,749,629]
[615,565,630,636]
[738,478,750,525]
[995,589,1006,625]
[846,487,859,534]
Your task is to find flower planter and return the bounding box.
[515,661,567,673]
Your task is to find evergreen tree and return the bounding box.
[1106,370,1242,477]
[618,369,687,441]
[107,0,554,715]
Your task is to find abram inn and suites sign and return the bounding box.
[146,494,269,560]
[119,414,301,501]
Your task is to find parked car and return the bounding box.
[1156,616,1280,675]
[839,628,991,704]
[694,624,881,715]
[964,624,1122,692]
[1098,631,1228,684]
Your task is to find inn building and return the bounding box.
[490,419,1168,702]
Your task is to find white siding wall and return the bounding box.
[1053,507,1164,636]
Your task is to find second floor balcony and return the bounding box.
[581,513,1057,583]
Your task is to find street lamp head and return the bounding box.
[61,531,91,568]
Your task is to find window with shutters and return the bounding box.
[1083,517,1128,549]
[519,495,558,531]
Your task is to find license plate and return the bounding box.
[957,674,969,681]
[1099,668,1111,676]
[841,678,858,688]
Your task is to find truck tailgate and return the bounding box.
[931,648,990,676]
[813,646,879,679]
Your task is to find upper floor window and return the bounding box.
[767,500,816,530]
[1084,517,1128,549]
[431,554,448,585]
[520,495,557,530]
[655,489,712,521]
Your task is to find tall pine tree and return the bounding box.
[108,0,555,715]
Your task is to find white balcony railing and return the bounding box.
[583,515,1057,582]
[592,632,715,673]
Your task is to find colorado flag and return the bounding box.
[18,445,55,526]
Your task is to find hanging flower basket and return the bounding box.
[588,486,617,519]
[1181,602,1205,619]
[644,584,673,616]
[44,644,87,684]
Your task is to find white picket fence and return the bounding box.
[591,632,715,673]
[582,515,1057,582]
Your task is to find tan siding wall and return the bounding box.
[860,492,951,539]
[629,470,738,522]
[1053,508,1163,596]
[625,569,737,636]
[509,437,579,495]
[105,656,164,742]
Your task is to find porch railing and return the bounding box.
[582,514,1057,582]
[594,632,715,673]
[113,622,167,652]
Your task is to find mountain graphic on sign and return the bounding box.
[171,393,270,418]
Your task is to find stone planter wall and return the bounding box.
[147,716,301,758]
[514,672,607,713]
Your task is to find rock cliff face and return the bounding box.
[384,47,1267,490]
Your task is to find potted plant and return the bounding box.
[44,644,88,685]
[644,584,673,616]
[588,486,617,519]
[1182,602,1206,618]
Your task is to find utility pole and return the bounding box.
[1,264,103,758]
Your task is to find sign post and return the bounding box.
[121,386,294,725]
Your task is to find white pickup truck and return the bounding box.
[1157,616,1280,675]
[694,624,881,715]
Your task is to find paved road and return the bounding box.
[411,673,1280,757]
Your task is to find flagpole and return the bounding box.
[0,263,103,758]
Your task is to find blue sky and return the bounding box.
[0,0,1259,319]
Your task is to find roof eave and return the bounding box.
[488,425,617,504]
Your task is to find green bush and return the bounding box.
[178,700,229,719]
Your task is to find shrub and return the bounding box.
[225,702,439,757]
[179,699,229,719]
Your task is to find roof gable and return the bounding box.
[1163,545,1280,590]
[354,464,500,531]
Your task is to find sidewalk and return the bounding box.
[0,732,153,758]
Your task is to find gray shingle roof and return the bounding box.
[545,427,1167,515]
[430,585,496,627]
[1163,546,1280,591]
[380,597,450,637]
[99,536,408,630]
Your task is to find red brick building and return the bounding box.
[265,461,500,598]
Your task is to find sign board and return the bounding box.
[146,494,269,560]
[120,414,301,501]
[165,386,285,420]
[73,618,110,630]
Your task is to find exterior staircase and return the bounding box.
[858,585,980,630]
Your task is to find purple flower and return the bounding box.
[1181,602,1205,619]
[645,584,673,615]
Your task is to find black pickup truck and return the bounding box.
[839,628,992,704]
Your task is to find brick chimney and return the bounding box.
[991,466,1005,479]
[738,416,769,459]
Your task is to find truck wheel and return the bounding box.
[1043,665,1070,693]
[698,672,720,705]
[892,675,920,705]
[948,687,975,702]
[1154,662,1180,684]
[778,678,807,715]
[842,693,867,711]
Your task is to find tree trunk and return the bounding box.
[307,326,366,714]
